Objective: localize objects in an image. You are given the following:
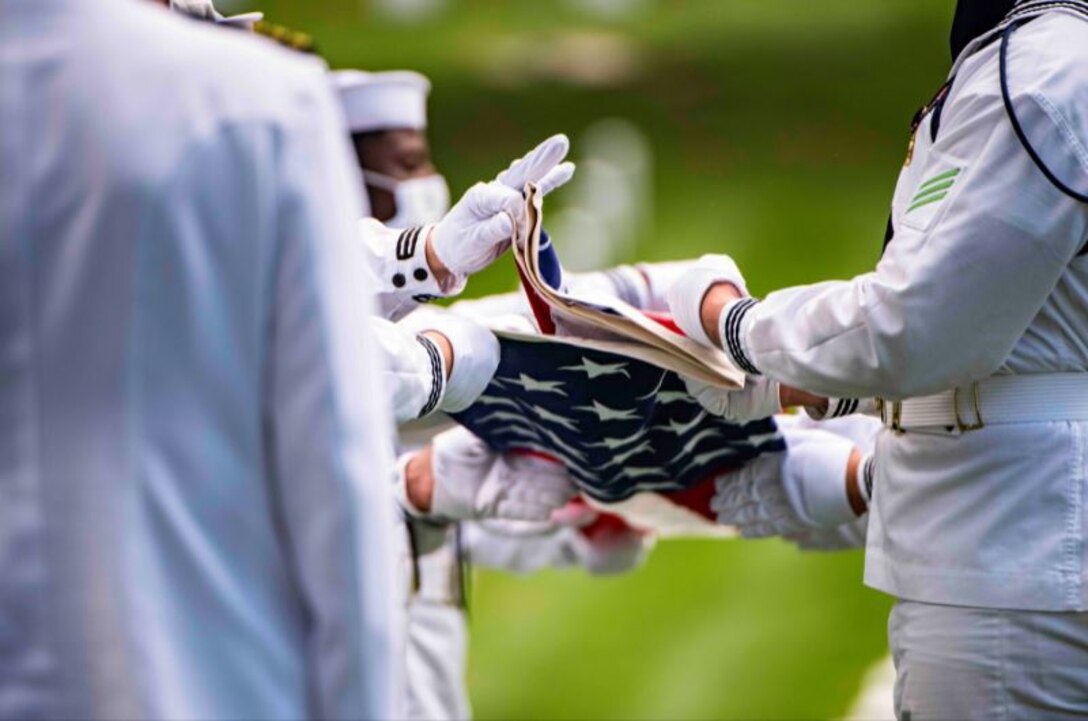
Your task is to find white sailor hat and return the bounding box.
[332,70,431,134]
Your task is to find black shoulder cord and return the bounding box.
[1000,19,1088,254]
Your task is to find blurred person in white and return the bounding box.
[0,1,402,718]
[667,0,1088,717]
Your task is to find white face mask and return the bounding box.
[363,169,450,228]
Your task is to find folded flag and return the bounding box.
[449,227,784,529]
[451,337,784,507]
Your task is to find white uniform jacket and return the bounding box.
[0,1,401,717]
[724,11,1088,610]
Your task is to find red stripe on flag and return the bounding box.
[642,311,685,336]
[514,260,557,336]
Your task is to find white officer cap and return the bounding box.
[332,70,431,134]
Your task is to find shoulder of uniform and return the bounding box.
[1006,13,1088,101]
[141,15,331,126]
[1002,12,1088,200]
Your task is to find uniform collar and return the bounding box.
[950,0,1015,60]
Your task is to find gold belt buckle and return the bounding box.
[953,381,985,432]
[876,397,904,434]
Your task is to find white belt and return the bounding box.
[877,373,1088,432]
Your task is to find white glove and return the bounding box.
[683,375,782,423]
[665,254,749,347]
[711,428,858,538]
[566,521,649,576]
[429,428,578,522]
[429,181,523,276]
[467,508,648,576]
[496,133,576,197]
[429,135,576,277]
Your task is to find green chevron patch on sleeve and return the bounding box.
[907,167,961,214]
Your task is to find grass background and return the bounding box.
[246,1,956,716]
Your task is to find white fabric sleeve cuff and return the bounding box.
[717,297,761,375]
[361,218,466,302]
[406,315,500,414]
[374,317,447,423]
[804,397,878,421]
[412,335,448,419]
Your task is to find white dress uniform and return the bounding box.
[710,4,1088,716]
[0,2,402,718]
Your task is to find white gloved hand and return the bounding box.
[567,522,649,576]
[430,181,523,276]
[429,135,576,278]
[666,254,749,347]
[496,133,576,197]
[711,428,858,538]
[683,375,782,423]
[429,428,578,522]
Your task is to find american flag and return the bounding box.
[449,231,785,517]
[451,338,784,507]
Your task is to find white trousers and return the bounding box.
[406,600,472,721]
[890,600,1088,720]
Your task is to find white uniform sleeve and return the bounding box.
[568,260,693,312]
[375,318,447,424]
[267,80,403,720]
[378,311,501,425]
[361,219,466,322]
[726,74,1088,400]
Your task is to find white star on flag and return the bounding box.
[679,428,723,456]
[677,446,738,476]
[661,411,707,436]
[600,440,655,467]
[497,373,568,397]
[655,391,692,405]
[574,400,640,422]
[621,467,670,481]
[587,428,647,450]
[474,411,527,426]
[526,403,580,432]
[559,357,631,379]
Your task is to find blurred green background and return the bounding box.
[249,1,956,717]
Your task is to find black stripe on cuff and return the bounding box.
[862,455,876,504]
[396,227,423,261]
[828,397,860,418]
[723,297,760,375]
[416,335,444,419]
